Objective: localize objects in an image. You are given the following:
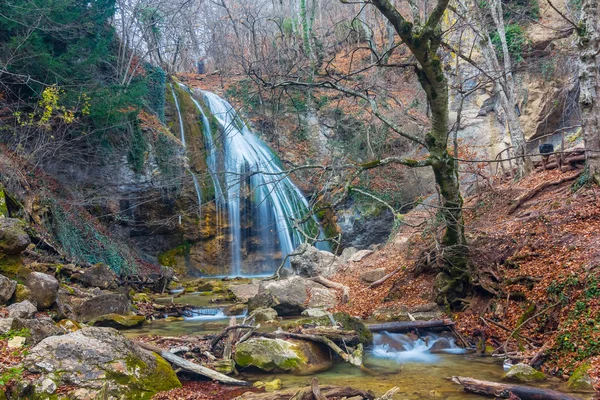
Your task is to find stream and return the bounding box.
[124,291,583,399]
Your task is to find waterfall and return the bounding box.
[171,84,325,276]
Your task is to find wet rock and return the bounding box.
[287,312,372,346]
[71,263,117,290]
[301,308,329,317]
[0,317,14,334]
[234,337,333,373]
[290,244,341,278]
[7,300,37,319]
[224,303,247,316]
[503,363,546,382]
[11,317,63,345]
[25,272,59,310]
[359,267,386,284]
[89,313,146,329]
[253,379,282,392]
[24,327,181,398]
[74,293,130,322]
[249,307,278,322]
[428,337,454,353]
[568,362,595,392]
[0,218,30,255]
[0,274,16,304]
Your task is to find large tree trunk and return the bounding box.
[579,0,600,183]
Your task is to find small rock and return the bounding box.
[359,267,386,284]
[25,272,59,310]
[301,308,329,317]
[0,317,14,334]
[89,314,146,329]
[12,317,63,345]
[504,363,546,382]
[0,218,31,255]
[7,300,37,319]
[71,263,117,290]
[249,307,278,322]
[224,303,247,316]
[8,336,26,349]
[568,362,595,392]
[57,319,81,333]
[13,283,36,305]
[348,249,374,263]
[0,274,17,305]
[429,337,453,353]
[253,379,282,392]
[39,378,57,394]
[132,293,151,302]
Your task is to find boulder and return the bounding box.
[0,274,16,304]
[359,267,386,284]
[7,300,37,319]
[13,283,36,305]
[25,272,59,310]
[348,250,374,263]
[74,293,130,322]
[249,307,278,322]
[0,317,14,334]
[307,286,338,309]
[89,313,146,329]
[290,244,341,278]
[301,308,329,317]
[287,312,373,346]
[24,327,181,398]
[229,283,259,301]
[568,363,595,392]
[234,337,333,373]
[70,263,117,290]
[251,276,313,316]
[503,363,546,382]
[428,337,454,353]
[11,317,63,345]
[0,218,30,255]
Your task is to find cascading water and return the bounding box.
[171,84,326,276]
[371,332,467,363]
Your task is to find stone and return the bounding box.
[0,218,30,255]
[132,292,151,302]
[234,337,333,373]
[229,283,259,301]
[339,247,359,264]
[253,379,282,392]
[348,250,374,263]
[290,244,341,278]
[11,317,63,345]
[336,200,394,250]
[249,307,278,322]
[503,363,546,382]
[25,272,59,310]
[89,313,146,329]
[8,336,26,349]
[213,359,235,374]
[38,378,57,395]
[56,319,81,333]
[74,293,130,322]
[251,276,312,316]
[429,337,454,353]
[568,362,595,392]
[7,300,37,319]
[71,263,117,290]
[224,303,247,316]
[287,312,373,346]
[24,327,181,398]
[13,283,35,305]
[359,267,386,284]
[0,318,14,334]
[0,274,16,304]
[301,308,329,317]
[307,286,338,309]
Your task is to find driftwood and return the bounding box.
[234,384,374,400]
[369,319,454,333]
[508,172,582,214]
[451,376,582,400]
[311,377,327,400]
[210,324,254,351]
[368,265,403,289]
[300,327,358,343]
[310,275,350,303]
[135,341,249,386]
[258,332,363,367]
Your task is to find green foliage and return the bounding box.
[49,199,136,274]
[491,24,527,63]
[155,131,179,177]
[127,117,148,173]
[0,328,30,341]
[0,367,24,386]
[144,63,167,123]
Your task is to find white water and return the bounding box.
[169,84,186,147]
[182,307,247,321]
[371,332,467,363]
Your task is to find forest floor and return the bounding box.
[331,168,600,387]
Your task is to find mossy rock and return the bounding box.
[568,362,595,392]
[253,379,282,392]
[503,363,545,382]
[56,319,81,333]
[132,293,151,302]
[283,312,372,345]
[0,254,29,281]
[13,283,35,304]
[90,314,146,329]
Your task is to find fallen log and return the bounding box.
[368,265,402,289]
[135,341,250,386]
[233,384,374,399]
[451,376,582,400]
[210,324,254,351]
[369,319,454,333]
[508,172,581,214]
[310,275,350,303]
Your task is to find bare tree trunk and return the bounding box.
[579,0,600,183]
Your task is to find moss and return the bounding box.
[0,255,28,281]
[90,314,146,329]
[568,362,594,391]
[284,312,372,345]
[503,363,546,382]
[516,302,536,326]
[0,188,8,217]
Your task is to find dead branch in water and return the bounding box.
[451,376,582,400]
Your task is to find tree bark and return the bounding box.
[451,376,583,400]
[579,0,600,183]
